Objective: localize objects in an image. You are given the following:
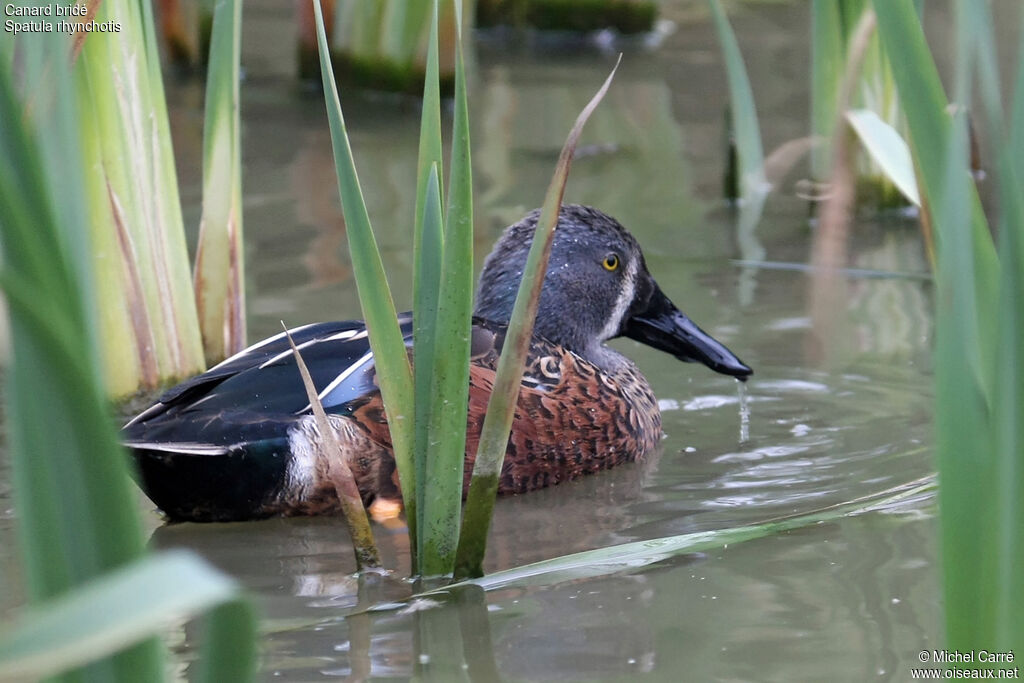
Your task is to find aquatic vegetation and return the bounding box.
[311,0,617,577]
[872,0,1024,655]
[31,0,246,396]
[0,2,256,677]
[194,0,246,367]
[328,0,458,93]
[811,0,910,206]
[709,0,1022,655]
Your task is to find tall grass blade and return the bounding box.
[414,162,445,570]
[811,0,844,179]
[992,158,1024,652]
[872,0,998,394]
[453,58,621,580]
[72,0,205,395]
[420,0,474,576]
[194,0,246,366]
[934,109,996,650]
[444,477,932,593]
[412,0,446,564]
[136,0,207,379]
[0,551,243,682]
[1012,11,1024,164]
[1,45,159,677]
[0,39,167,681]
[706,0,768,233]
[282,324,382,569]
[956,0,1024,651]
[412,165,444,568]
[312,0,417,520]
[195,595,259,683]
[875,0,1022,652]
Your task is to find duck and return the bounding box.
[123,205,752,522]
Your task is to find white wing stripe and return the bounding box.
[258,329,368,370]
[295,350,375,414]
[122,441,233,456]
[209,322,321,371]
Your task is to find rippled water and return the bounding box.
[0,1,963,680]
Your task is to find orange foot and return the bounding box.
[368,497,405,528]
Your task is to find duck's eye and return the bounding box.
[602,254,620,271]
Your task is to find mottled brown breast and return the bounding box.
[330,323,661,501]
[463,326,661,494]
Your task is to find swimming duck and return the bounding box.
[123,205,752,522]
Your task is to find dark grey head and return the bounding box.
[474,205,752,379]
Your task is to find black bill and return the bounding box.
[622,286,753,380]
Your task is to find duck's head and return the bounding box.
[474,205,752,379]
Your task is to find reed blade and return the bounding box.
[1013,10,1024,164]
[872,0,998,395]
[811,0,844,179]
[71,0,205,394]
[282,323,382,570]
[412,0,446,564]
[194,0,246,366]
[312,0,417,519]
[420,0,474,575]
[0,551,242,681]
[413,165,444,567]
[0,50,163,678]
[196,600,259,683]
[420,478,934,595]
[453,57,621,580]
[955,0,1024,650]
[874,0,1022,653]
[707,0,768,234]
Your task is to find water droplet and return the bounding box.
[737,380,750,443]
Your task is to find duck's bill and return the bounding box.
[622,287,753,380]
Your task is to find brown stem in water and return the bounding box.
[282,322,382,571]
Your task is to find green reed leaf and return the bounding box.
[412,0,446,564]
[312,0,417,515]
[875,0,1023,653]
[1013,10,1024,164]
[194,0,246,366]
[420,0,475,577]
[810,0,844,179]
[443,478,930,593]
[707,0,768,235]
[453,57,621,581]
[955,0,1024,650]
[195,600,259,683]
[712,0,770,253]
[0,45,165,678]
[414,163,445,568]
[873,0,998,398]
[0,551,242,682]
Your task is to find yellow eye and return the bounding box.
[603,254,619,271]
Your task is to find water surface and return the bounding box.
[0,1,949,680]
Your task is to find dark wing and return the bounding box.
[122,315,414,443]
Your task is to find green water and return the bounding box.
[0,1,964,680]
